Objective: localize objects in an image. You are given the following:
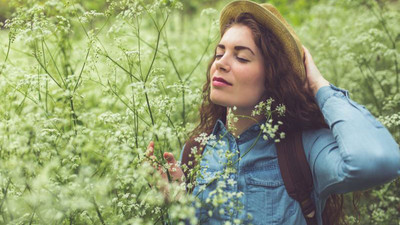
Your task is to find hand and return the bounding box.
[146,141,185,185]
[302,46,330,96]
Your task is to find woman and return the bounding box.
[146,1,400,224]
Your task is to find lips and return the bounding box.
[212,76,232,86]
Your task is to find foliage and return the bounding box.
[0,0,399,224]
[0,0,215,224]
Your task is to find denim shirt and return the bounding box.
[180,84,400,225]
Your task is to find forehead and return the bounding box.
[219,24,257,49]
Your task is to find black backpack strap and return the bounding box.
[276,131,318,225]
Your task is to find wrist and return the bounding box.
[312,79,330,97]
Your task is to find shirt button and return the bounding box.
[230,174,235,179]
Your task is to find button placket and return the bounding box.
[223,140,240,220]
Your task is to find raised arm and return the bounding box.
[301,46,400,199]
[303,85,400,198]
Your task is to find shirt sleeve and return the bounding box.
[303,84,400,199]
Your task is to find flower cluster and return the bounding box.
[251,98,286,142]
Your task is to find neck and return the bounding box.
[226,107,265,138]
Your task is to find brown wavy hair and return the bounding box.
[186,13,349,225]
[189,14,329,137]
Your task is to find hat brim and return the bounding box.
[219,1,305,80]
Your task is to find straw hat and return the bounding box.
[219,0,305,80]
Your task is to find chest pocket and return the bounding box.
[244,159,296,225]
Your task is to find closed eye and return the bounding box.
[215,54,249,62]
[237,56,249,62]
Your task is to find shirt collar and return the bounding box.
[211,117,267,144]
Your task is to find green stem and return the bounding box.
[144,88,154,126]
[166,113,182,148]
[144,14,169,83]
[232,131,262,165]
[15,82,30,114]
[28,212,35,225]
[33,42,62,89]
[43,40,64,86]
[45,78,48,113]
[129,30,168,57]
[69,96,78,133]
[163,30,182,81]
[0,178,10,211]
[0,36,11,77]
[73,47,91,93]
[104,55,140,82]
[182,86,186,126]
[92,198,106,225]
[129,74,139,149]
[107,81,151,127]
[136,17,143,80]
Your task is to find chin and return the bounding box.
[211,96,261,112]
[210,95,230,107]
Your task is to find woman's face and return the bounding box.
[210,24,266,112]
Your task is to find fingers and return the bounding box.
[146,141,171,166]
[302,45,314,68]
[146,141,154,157]
[164,152,177,176]
[302,45,311,60]
[164,152,185,183]
[145,142,184,183]
[146,141,160,171]
[146,141,167,172]
[163,152,176,164]
[302,45,308,54]
[301,45,329,96]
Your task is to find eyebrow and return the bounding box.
[217,44,255,56]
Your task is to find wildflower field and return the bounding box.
[0,0,399,224]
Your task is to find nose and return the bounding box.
[215,56,231,72]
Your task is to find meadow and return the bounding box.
[0,0,399,224]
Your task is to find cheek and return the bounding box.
[253,65,266,88]
[238,67,266,97]
[210,63,216,77]
[239,67,265,87]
